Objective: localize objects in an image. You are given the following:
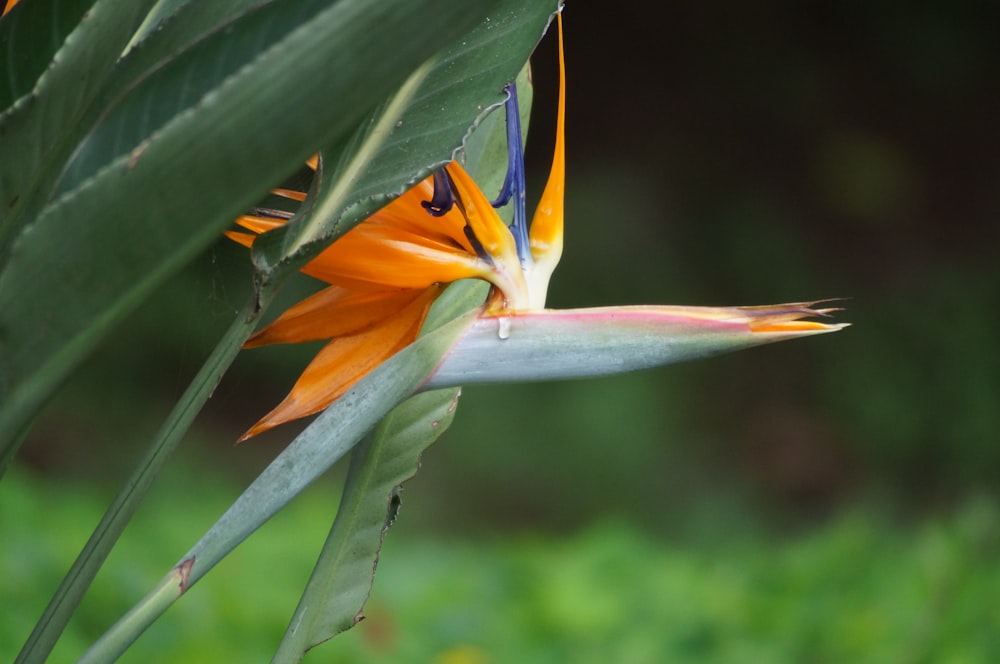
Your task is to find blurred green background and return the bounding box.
[4,2,1000,661]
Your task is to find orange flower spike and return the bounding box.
[1,0,19,17]
[527,12,567,306]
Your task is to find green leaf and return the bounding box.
[0,0,500,464]
[251,0,555,272]
[122,0,243,53]
[112,2,299,100]
[54,0,344,195]
[0,0,95,111]
[0,0,159,243]
[272,388,462,660]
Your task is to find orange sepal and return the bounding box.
[225,230,257,248]
[245,286,431,347]
[749,320,835,333]
[271,188,307,202]
[234,215,286,234]
[300,223,491,289]
[238,285,442,440]
[742,301,845,333]
[366,180,476,255]
[444,162,520,264]
[529,12,566,262]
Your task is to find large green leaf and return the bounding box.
[0,0,95,111]
[54,0,343,195]
[0,0,282,247]
[123,0,263,54]
[0,0,158,243]
[108,2,305,116]
[0,0,499,462]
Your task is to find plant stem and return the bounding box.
[77,561,196,664]
[15,293,262,664]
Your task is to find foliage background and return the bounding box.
[4,1,999,662]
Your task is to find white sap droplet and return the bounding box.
[497,316,512,340]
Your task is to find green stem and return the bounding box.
[77,561,197,664]
[15,293,263,664]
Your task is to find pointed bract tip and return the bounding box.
[739,300,850,335]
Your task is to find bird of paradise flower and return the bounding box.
[228,14,846,441]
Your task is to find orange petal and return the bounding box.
[444,162,520,263]
[246,286,430,347]
[742,301,846,333]
[529,12,565,265]
[2,0,20,17]
[224,230,257,248]
[271,188,308,202]
[239,285,442,440]
[749,320,834,333]
[234,215,287,234]
[302,222,492,289]
[444,162,529,307]
[231,173,488,290]
[364,176,477,255]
